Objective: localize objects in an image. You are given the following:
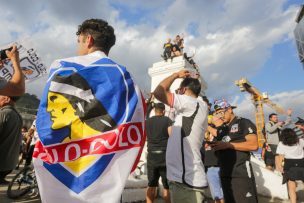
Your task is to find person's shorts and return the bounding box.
[283,167,304,184]
[147,151,169,189]
[206,167,224,200]
[221,177,258,203]
[169,181,206,203]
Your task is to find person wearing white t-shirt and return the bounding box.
[154,70,208,203]
[276,128,304,203]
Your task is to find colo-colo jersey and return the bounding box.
[217,117,257,178]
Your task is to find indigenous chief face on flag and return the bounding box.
[47,73,117,142]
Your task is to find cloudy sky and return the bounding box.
[0,0,303,121]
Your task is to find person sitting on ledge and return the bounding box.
[171,44,182,60]
[162,38,172,61]
[174,34,184,53]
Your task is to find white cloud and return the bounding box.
[235,90,304,123]
[0,0,302,115]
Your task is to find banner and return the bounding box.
[0,39,47,82]
[33,51,146,203]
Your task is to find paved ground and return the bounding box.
[0,168,41,203]
[1,168,304,203]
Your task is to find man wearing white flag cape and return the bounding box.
[33,19,146,203]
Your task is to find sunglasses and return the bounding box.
[214,109,228,117]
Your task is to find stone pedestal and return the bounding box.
[148,55,207,94]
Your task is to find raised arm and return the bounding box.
[283,108,292,126]
[153,69,190,106]
[0,45,25,96]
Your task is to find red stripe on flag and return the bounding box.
[131,93,147,172]
[33,122,144,164]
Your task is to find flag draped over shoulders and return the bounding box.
[33,51,146,203]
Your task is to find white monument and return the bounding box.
[122,56,293,202]
[148,55,207,95]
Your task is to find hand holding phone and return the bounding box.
[0,47,13,60]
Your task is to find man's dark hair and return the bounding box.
[269,113,277,120]
[154,103,165,111]
[202,96,211,106]
[281,128,298,146]
[76,19,116,55]
[180,77,201,96]
[295,117,304,126]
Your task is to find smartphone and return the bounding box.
[0,47,13,60]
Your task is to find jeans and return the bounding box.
[206,167,224,200]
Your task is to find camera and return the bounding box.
[0,47,13,60]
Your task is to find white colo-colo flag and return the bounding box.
[33,51,146,203]
[0,39,47,82]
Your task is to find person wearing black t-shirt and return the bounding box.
[146,103,173,203]
[210,99,259,203]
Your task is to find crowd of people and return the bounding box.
[145,70,304,203]
[0,17,303,203]
[162,35,184,61]
[262,112,304,203]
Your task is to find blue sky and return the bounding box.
[249,0,303,94]
[252,40,303,93]
[0,0,303,120]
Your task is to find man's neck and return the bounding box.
[228,115,236,125]
[154,113,164,116]
[184,91,197,98]
[88,48,107,56]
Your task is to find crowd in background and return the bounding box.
[0,19,304,203]
[145,71,304,203]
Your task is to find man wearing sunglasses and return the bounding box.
[210,99,258,203]
[153,69,208,203]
